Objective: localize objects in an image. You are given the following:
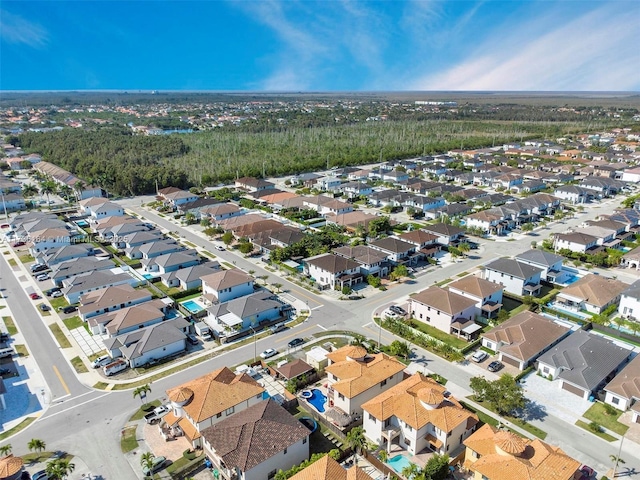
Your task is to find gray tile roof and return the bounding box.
[201,398,309,472]
[537,330,631,392]
[515,249,564,267]
[485,257,542,279]
[620,279,640,300]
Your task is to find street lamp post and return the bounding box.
[250,326,257,363]
[612,432,625,478]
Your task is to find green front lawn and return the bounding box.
[407,319,468,349]
[471,397,547,440]
[63,315,84,330]
[129,399,161,421]
[19,254,34,263]
[120,426,138,453]
[70,356,89,374]
[49,297,70,310]
[583,402,629,436]
[14,344,29,357]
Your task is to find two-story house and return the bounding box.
[164,367,265,448]
[201,269,254,305]
[325,345,406,417]
[304,253,362,290]
[397,230,440,259]
[369,237,417,265]
[362,373,478,457]
[409,286,478,335]
[553,231,599,253]
[447,276,503,320]
[604,355,640,424]
[333,245,389,278]
[483,258,542,297]
[618,279,640,321]
[514,249,565,283]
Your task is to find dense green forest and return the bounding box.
[11,118,604,196]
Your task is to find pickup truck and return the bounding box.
[144,405,170,424]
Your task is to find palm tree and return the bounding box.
[401,462,421,480]
[39,181,56,207]
[133,384,152,405]
[73,180,86,201]
[0,444,12,456]
[22,184,38,199]
[610,454,625,478]
[345,426,367,466]
[58,184,72,202]
[140,451,155,478]
[45,458,75,480]
[272,283,283,293]
[458,242,471,258]
[28,438,46,454]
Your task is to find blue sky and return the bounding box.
[1,0,639,91]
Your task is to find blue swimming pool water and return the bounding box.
[387,455,414,474]
[182,300,204,314]
[307,389,327,413]
[142,273,154,280]
[564,274,579,285]
[76,220,89,227]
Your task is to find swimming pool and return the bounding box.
[142,273,154,280]
[564,274,579,285]
[307,389,327,413]
[76,220,89,227]
[182,299,205,314]
[387,455,415,474]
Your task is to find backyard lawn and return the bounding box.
[583,402,629,435]
[407,319,468,349]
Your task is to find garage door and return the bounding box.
[561,381,585,397]
[500,355,520,368]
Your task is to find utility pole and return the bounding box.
[0,191,8,220]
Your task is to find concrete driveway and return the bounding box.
[520,372,592,424]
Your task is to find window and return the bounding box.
[217,413,222,418]
[257,394,262,399]
[405,438,411,446]
[369,413,375,421]
[611,397,620,405]
[419,313,423,319]
[303,437,307,444]
[283,448,287,454]
[426,316,431,323]
[338,393,344,400]
[225,406,235,416]
[268,469,277,479]
[380,380,387,387]
[543,367,549,374]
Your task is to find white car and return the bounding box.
[51,290,63,298]
[91,355,111,369]
[215,245,225,251]
[260,348,278,359]
[383,309,399,319]
[36,273,50,281]
[471,351,488,363]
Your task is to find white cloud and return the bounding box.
[0,10,49,48]
[411,4,640,91]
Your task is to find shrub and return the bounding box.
[588,422,602,433]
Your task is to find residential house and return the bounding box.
[302,196,353,216]
[161,262,221,290]
[465,210,508,236]
[341,182,373,199]
[514,249,565,283]
[463,424,580,480]
[537,330,631,399]
[622,247,640,271]
[201,269,254,305]
[578,225,619,249]
[35,243,94,267]
[619,280,640,321]
[481,311,571,370]
[409,286,478,336]
[88,298,169,336]
[50,257,116,286]
[87,200,124,220]
[126,239,184,260]
[287,455,369,480]
[201,399,309,480]
[142,250,200,274]
[34,161,102,199]
[176,197,225,216]
[362,373,478,457]
[422,223,466,245]
[27,227,71,255]
[0,193,25,211]
[164,367,265,447]
[62,269,139,304]
[206,291,283,336]
[234,177,276,193]
[604,355,640,423]
[382,170,410,183]
[447,276,503,320]
[554,185,593,204]
[325,345,406,416]
[553,231,599,253]
[200,203,243,224]
[555,274,627,314]
[397,230,440,259]
[325,211,381,233]
[304,253,362,290]
[78,284,153,321]
[369,237,417,265]
[333,245,389,278]
[483,258,543,297]
[317,176,342,191]
[157,187,199,208]
[105,317,188,368]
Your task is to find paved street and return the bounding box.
[1,194,639,479]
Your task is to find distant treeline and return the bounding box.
[13,118,596,195]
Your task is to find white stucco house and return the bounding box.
[483,257,542,297]
[408,286,478,335]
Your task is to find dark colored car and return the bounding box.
[39,304,50,312]
[31,264,49,273]
[487,361,504,372]
[45,287,61,296]
[288,338,304,348]
[60,306,77,314]
[12,241,26,248]
[389,305,407,316]
[0,333,10,342]
[187,334,199,345]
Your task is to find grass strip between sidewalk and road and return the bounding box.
[582,402,629,436]
[575,420,617,442]
[0,417,37,441]
[121,426,138,453]
[2,316,17,335]
[70,356,89,373]
[49,323,72,348]
[468,398,547,440]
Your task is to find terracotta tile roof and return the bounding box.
[411,286,477,315]
[465,424,581,480]
[558,273,628,308]
[326,345,368,364]
[289,454,370,480]
[201,398,309,472]
[0,455,23,477]
[166,366,264,423]
[275,359,315,380]
[398,230,438,245]
[482,311,570,362]
[448,276,503,299]
[326,352,405,398]
[201,269,253,291]
[361,373,477,432]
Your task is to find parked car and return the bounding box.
[29,292,40,300]
[141,456,166,476]
[45,287,61,296]
[288,338,304,348]
[269,322,286,334]
[11,241,25,248]
[51,290,63,298]
[187,334,199,345]
[215,245,225,251]
[578,466,595,479]
[383,309,399,319]
[0,333,10,342]
[260,348,277,359]
[36,273,50,282]
[60,305,77,314]
[91,355,111,369]
[471,351,488,363]
[144,405,170,424]
[389,305,407,316]
[31,264,49,273]
[32,471,49,480]
[487,361,504,372]
[0,224,9,229]
[39,304,50,312]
